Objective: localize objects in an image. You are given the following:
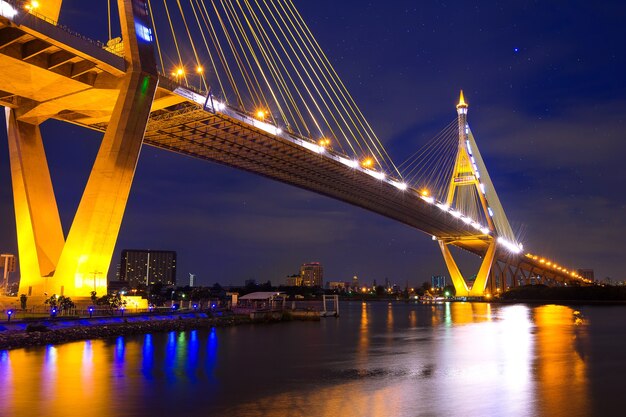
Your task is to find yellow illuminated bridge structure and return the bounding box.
[0,0,590,298]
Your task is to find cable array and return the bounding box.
[399,119,458,202]
[143,0,401,177]
[399,119,517,243]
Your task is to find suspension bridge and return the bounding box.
[0,0,590,299]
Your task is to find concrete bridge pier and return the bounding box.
[9,0,158,298]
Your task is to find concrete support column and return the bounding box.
[438,238,497,297]
[438,241,470,297]
[51,0,158,297]
[487,268,493,295]
[468,239,496,296]
[7,109,65,297]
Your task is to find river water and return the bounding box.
[1,301,625,417]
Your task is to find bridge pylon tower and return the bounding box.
[437,91,497,297]
[8,0,158,298]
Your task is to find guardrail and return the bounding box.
[4,1,124,57]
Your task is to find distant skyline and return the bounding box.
[1,1,625,287]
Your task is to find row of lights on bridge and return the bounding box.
[171,65,204,78]
[200,77,502,241]
[253,107,381,171]
[166,67,530,258]
[524,253,590,283]
[169,66,381,171]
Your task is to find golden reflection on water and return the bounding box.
[0,341,113,416]
[356,302,369,367]
[533,305,589,416]
[386,302,394,331]
[225,379,408,417]
[448,301,493,325]
[409,309,417,327]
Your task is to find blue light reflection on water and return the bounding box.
[114,336,125,362]
[0,349,10,389]
[42,344,57,402]
[164,330,178,383]
[186,330,199,382]
[142,334,154,380]
[205,327,218,380]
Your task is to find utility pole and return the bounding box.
[91,271,102,293]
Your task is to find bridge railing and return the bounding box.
[5,1,123,57]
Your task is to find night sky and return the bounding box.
[1,1,625,287]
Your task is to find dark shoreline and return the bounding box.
[0,312,305,351]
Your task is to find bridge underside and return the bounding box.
[0,11,583,296]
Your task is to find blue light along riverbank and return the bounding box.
[1,301,625,417]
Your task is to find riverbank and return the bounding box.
[0,310,312,351]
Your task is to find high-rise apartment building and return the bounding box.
[119,249,177,288]
[300,262,323,287]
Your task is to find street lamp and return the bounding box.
[361,157,374,168]
[6,309,13,322]
[25,1,40,12]
[88,306,94,318]
[171,66,185,83]
[318,138,331,148]
[50,307,57,318]
[255,109,267,120]
[196,65,204,90]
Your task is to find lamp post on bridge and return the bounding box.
[196,65,204,91]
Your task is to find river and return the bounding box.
[1,301,625,417]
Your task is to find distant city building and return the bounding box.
[189,273,196,287]
[577,269,595,282]
[1,254,16,295]
[300,262,323,287]
[432,275,446,289]
[352,275,359,289]
[327,281,350,290]
[286,274,302,286]
[119,249,177,289]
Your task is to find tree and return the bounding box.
[443,285,456,297]
[90,291,98,303]
[96,293,127,313]
[44,295,75,315]
[57,296,76,312]
[44,295,58,309]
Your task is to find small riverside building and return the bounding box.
[238,292,286,310]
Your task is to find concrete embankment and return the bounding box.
[0,310,312,351]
